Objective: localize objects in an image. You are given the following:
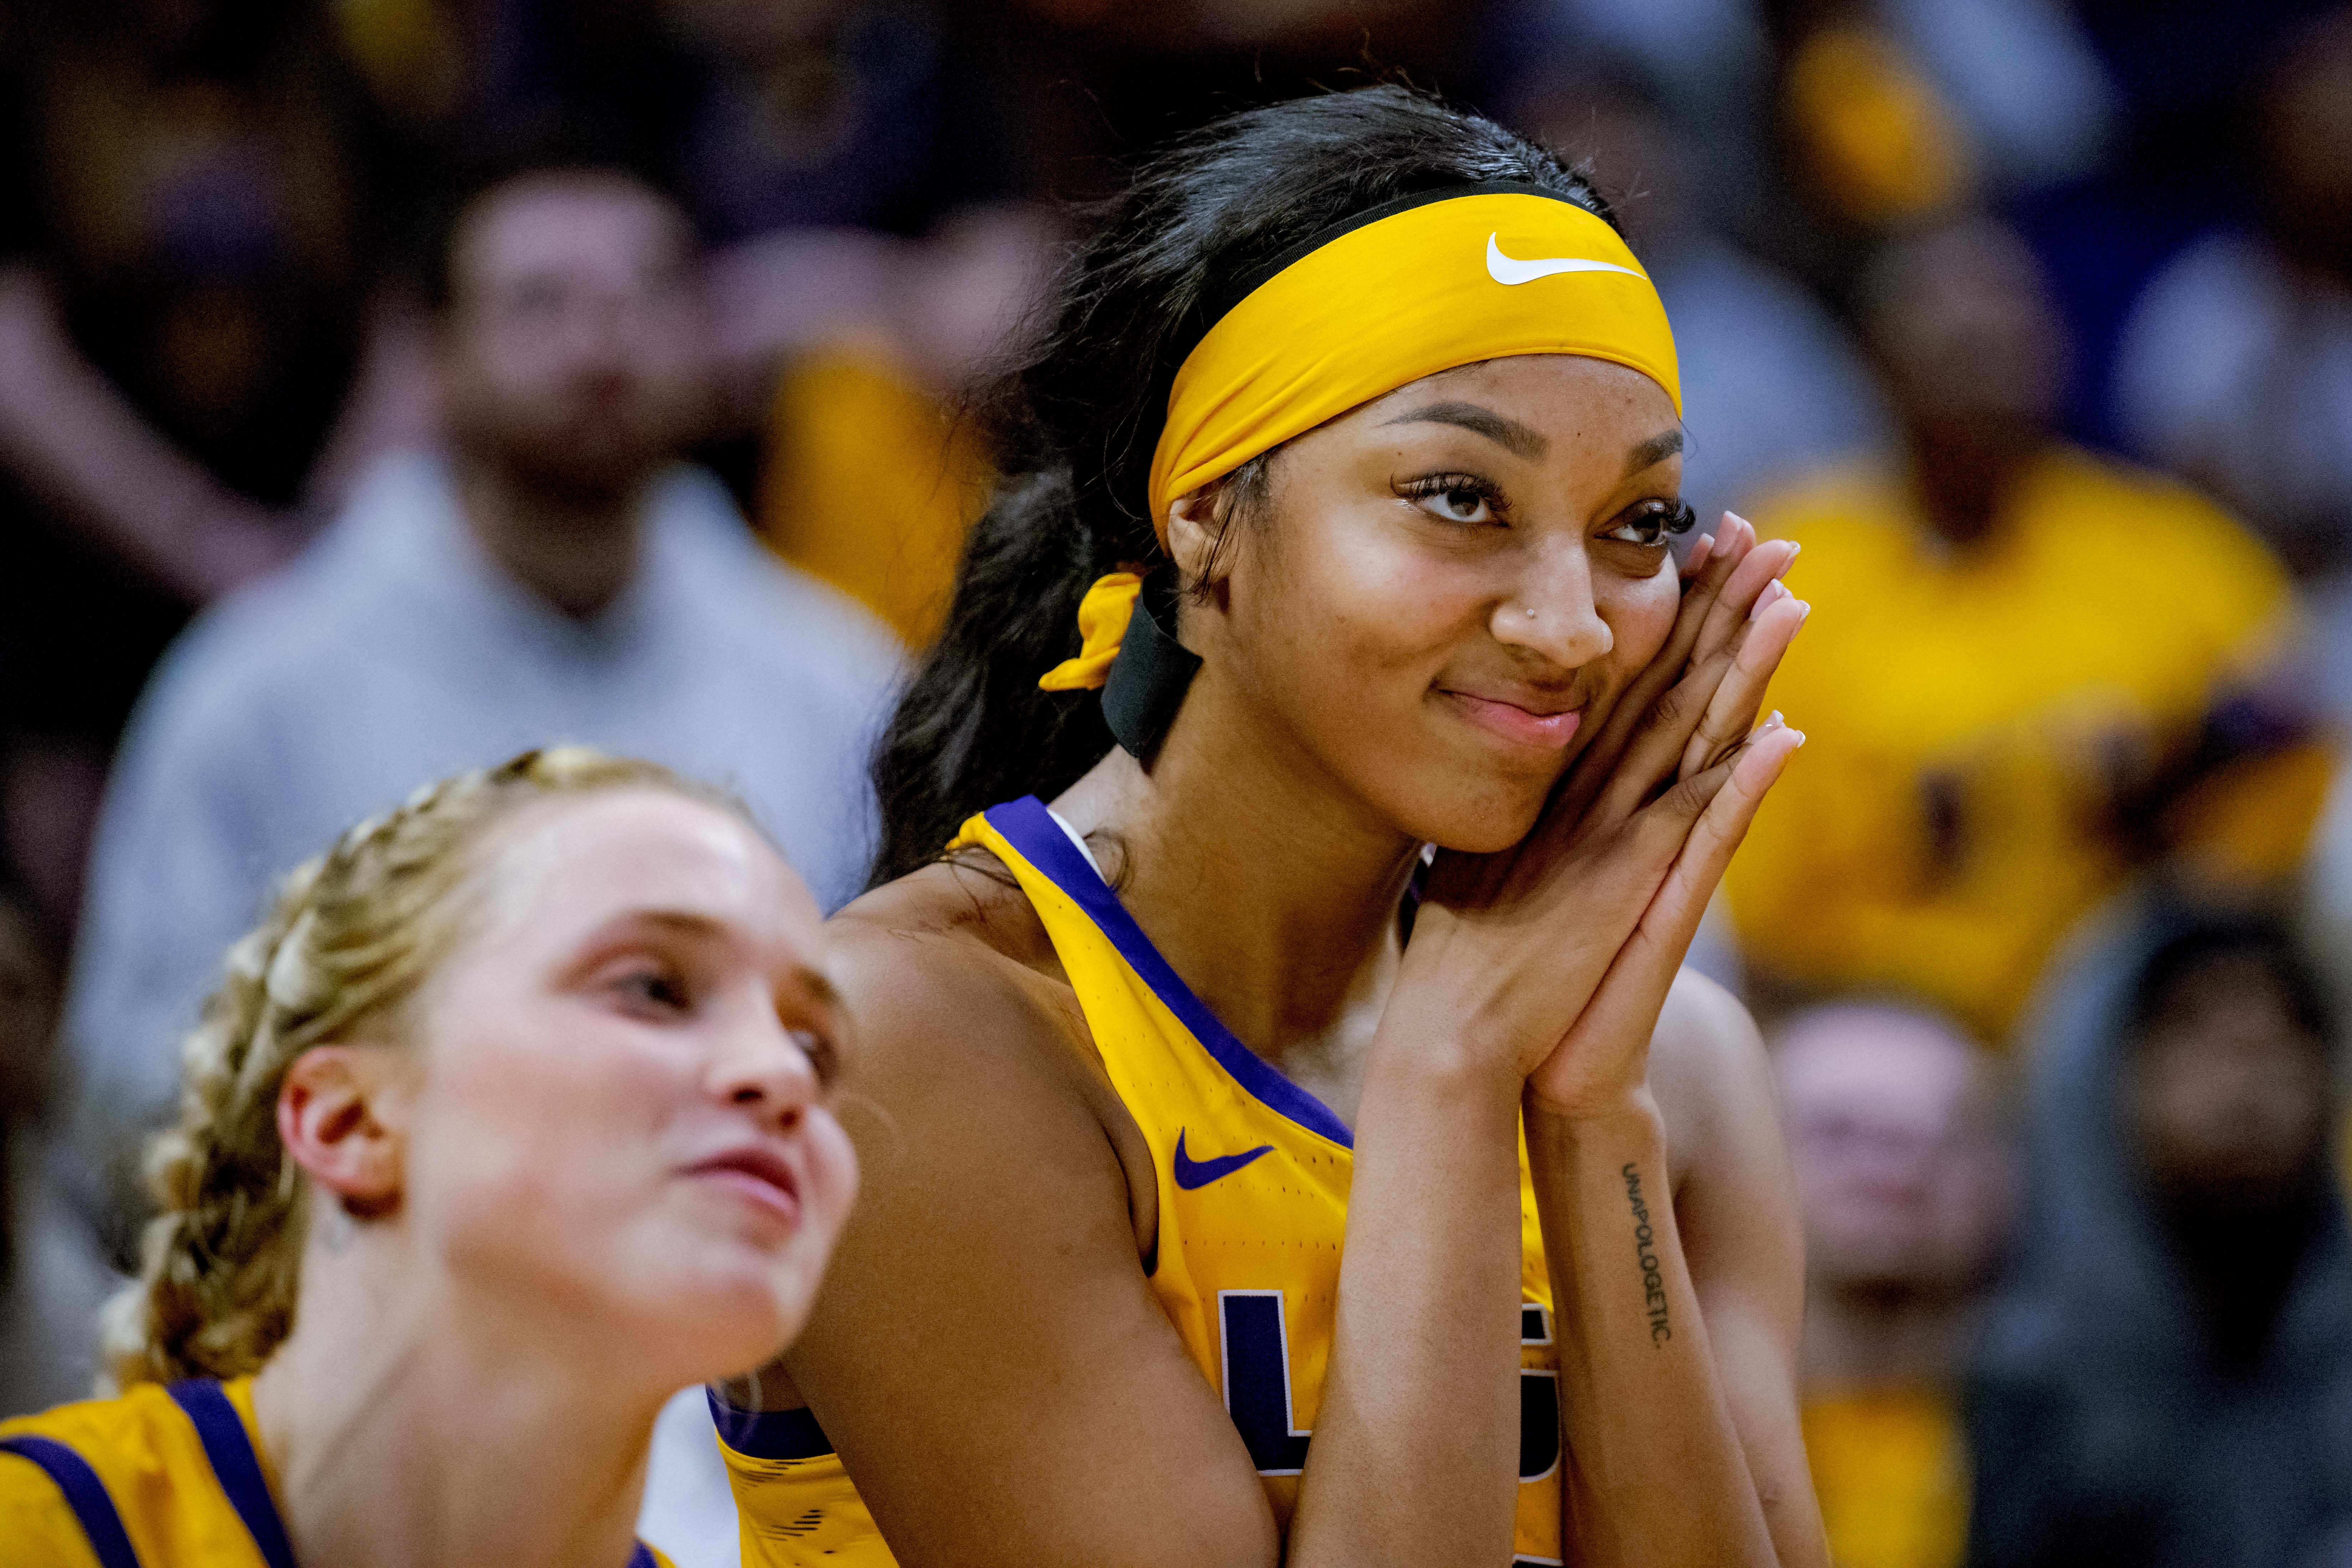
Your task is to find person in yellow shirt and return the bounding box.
[1774,1002,2014,1568]
[0,748,858,1567]
[1731,216,2329,1040]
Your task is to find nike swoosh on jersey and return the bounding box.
[1172,1129,1276,1190]
[1485,233,1645,287]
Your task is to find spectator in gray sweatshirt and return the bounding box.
[58,161,901,1248]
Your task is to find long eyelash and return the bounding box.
[1616,499,1697,543]
[1396,472,1507,512]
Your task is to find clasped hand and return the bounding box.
[1402,515,1809,1120]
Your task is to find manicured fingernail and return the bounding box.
[1766,709,1784,728]
[1799,601,1813,621]
[1782,541,1801,565]
[1790,729,1807,747]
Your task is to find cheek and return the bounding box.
[406,1009,675,1268]
[1600,560,1681,672]
[1229,508,1478,696]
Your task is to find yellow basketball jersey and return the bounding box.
[0,1377,673,1568]
[719,796,1564,1565]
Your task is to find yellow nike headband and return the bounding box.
[1152,185,1681,535]
[1041,185,1682,695]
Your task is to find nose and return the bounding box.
[1490,539,1613,669]
[705,1008,821,1135]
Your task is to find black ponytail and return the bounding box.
[868,84,1620,884]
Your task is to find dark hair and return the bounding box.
[868,84,1619,883]
[417,155,694,313]
[2126,906,2337,1058]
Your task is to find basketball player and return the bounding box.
[0,750,859,1567]
[707,85,1827,1568]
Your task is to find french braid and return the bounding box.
[99,747,746,1389]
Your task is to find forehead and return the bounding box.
[1776,1017,1975,1119]
[454,179,685,296]
[475,790,820,950]
[1349,354,1681,446]
[1399,353,1672,411]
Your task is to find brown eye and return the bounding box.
[1606,499,1697,547]
[1400,472,1506,526]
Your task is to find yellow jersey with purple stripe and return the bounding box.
[0,1377,672,1568]
[717,794,1566,1565]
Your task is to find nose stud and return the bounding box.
[1524,606,1538,618]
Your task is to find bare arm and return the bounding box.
[1526,974,1825,1568]
[1656,975,1824,1567]
[779,927,1285,1567]
[0,267,288,600]
[1504,539,1824,1566]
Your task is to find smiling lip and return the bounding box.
[684,1146,802,1229]
[1439,690,1584,750]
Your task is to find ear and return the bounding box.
[277,1047,406,1217]
[1163,488,1224,588]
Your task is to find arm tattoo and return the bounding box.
[1622,1163,1671,1345]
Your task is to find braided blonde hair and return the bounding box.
[99,746,748,1390]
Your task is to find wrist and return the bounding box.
[1522,1084,1663,1144]
[1363,1002,1530,1109]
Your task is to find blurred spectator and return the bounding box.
[0,0,430,930]
[2111,7,2352,717]
[0,880,112,1417]
[1776,1002,2012,1568]
[1727,217,2330,1041]
[753,202,1054,648]
[59,165,900,1246]
[1508,63,1890,529]
[1967,901,2352,1568]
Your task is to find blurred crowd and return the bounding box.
[4,1,2352,1564]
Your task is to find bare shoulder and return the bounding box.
[819,853,1155,1244]
[1646,968,1777,1193]
[827,854,1082,1064]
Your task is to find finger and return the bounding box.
[1589,637,1748,824]
[1678,591,1807,778]
[1680,530,1715,582]
[1692,532,1797,663]
[1551,527,1754,825]
[1568,723,1806,1046]
[1650,721,1806,955]
[1595,586,1806,823]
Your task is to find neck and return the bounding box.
[1054,673,1420,1129]
[1800,1275,1976,1395]
[451,446,645,620]
[251,1217,660,1568]
[1901,415,2040,553]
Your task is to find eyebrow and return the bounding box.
[787,965,843,1011]
[1380,401,1549,461]
[600,910,844,1008]
[1624,428,1684,478]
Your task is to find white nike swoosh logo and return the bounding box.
[1485,233,1646,286]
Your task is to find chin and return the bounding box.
[638,1253,809,1378]
[1386,768,1552,855]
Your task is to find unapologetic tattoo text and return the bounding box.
[1622,1162,1671,1344]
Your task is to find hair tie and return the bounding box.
[1038,572,1143,693]
[1037,570,1202,761]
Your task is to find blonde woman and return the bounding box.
[0,748,859,1568]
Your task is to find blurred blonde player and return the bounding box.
[0,748,858,1567]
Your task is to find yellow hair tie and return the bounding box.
[1038,571,1142,692]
